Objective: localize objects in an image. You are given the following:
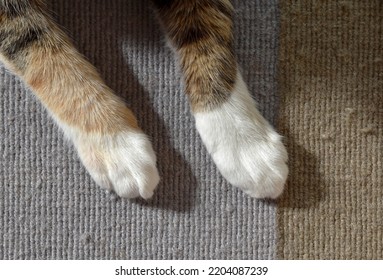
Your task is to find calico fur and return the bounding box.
[0,0,288,199]
[154,0,236,111]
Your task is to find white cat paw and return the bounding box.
[195,72,288,199]
[72,129,159,199]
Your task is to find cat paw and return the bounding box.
[72,130,160,199]
[194,72,288,199]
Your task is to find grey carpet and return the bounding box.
[0,0,281,259]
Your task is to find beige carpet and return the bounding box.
[277,0,382,259]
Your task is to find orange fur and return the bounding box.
[1,1,139,134]
[24,44,139,133]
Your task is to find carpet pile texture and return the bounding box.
[0,0,381,259]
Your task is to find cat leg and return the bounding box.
[0,0,159,198]
[152,0,288,198]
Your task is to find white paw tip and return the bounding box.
[194,70,289,199]
[219,138,288,199]
[113,166,160,199]
[75,130,160,200]
[242,159,288,199]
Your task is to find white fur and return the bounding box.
[194,71,288,198]
[56,120,159,199]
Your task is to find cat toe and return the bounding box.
[209,133,288,199]
[112,164,160,199]
[74,130,160,199]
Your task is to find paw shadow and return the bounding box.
[276,127,326,209]
[52,0,197,211]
